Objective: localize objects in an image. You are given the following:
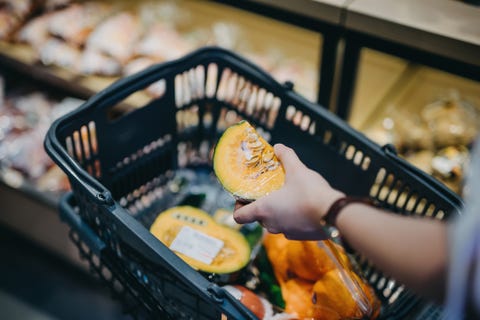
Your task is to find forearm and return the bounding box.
[335,203,449,303]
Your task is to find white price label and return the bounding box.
[169,226,224,265]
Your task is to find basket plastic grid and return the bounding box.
[45,47,463,320]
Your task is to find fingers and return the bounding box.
[234,198,283,235]
[233,200,262,225]
[234,200,247,211]
[273,143,306,175]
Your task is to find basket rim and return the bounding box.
[44,46,464,212]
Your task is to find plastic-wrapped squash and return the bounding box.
[213,121,285,202]
[263,233,381,319]
[287,240,336,281]
[311,268,381,320]
[150,206,251,274]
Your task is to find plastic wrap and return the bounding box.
[366,91,479,195]
[421,91,479,148]
[0,88,80,192]
[263,233,381,320]
[213,121,285,202]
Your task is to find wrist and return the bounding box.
[322,196,376,227]
[313,191,345,226]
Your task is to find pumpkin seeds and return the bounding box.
[242,137,280,175]
[262,150,274,162]
[245,155,260,166]
[247,133,258,142]
[247,140,264,150]
[266,161,279,171]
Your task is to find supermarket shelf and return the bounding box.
[222,0,349,25]
[0,42,94,101]
[1,0,327,105]
[211,0,342,108]
[0,42,156,114]
[354,64,480,131]
[345,0,480,67]
[225,1,480,119]
[2,1,477,119]
[0,177,61,209]
[231,0,480,69]
[347,49,410,130]
[335,1,480,120]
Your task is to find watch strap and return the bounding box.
[324,196,376,227]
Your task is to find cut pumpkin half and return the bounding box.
[213,121,285,202]
[150,206,251,274]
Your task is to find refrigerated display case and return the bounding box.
[335,0,480,195]
[339,0,480,121]
[0,0,340,276]
[0,0,328,104]
[210,0,347,108]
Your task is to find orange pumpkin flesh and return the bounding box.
[213,121,285,202]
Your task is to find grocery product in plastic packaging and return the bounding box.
[150,205,252,275]
[263,233,381,320]
[213,120,285,203]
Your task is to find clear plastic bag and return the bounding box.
[263,233,381,320]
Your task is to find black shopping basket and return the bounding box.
[45,46,464,319]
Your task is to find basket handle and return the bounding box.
[382,144,463,209]
[58,192,106,256]
[44,133,114,206]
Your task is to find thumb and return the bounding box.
[273,143,306,174]
[233,201,262,225]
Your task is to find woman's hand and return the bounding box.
[233,144,344,240]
